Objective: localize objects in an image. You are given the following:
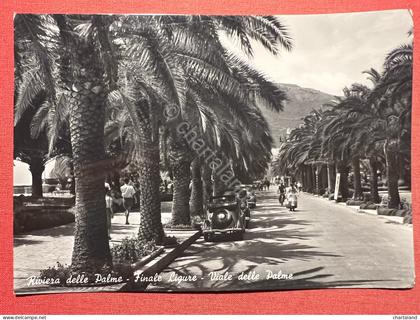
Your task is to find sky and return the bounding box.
[223,9,413,96]
[14,159,56,186]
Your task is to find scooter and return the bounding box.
[278,192,286,206]
[286,194,298,212]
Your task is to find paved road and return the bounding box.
[148,189,414,292]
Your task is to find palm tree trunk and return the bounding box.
[169,138,191,226]
[315,165,320,195]
[29,156,44,198]
[320,164,328,193]
[385,143,400,209]
[299,166,304,188]
[402,155,411,189]
[327,162,336,194]
[336,160,349,201]
[137,138,165,243]
[300,166,306,191]
[190,157,204,218]
[202,164,212,207]
[213,172,226,196]
[133,97,165,243]
[351,156,363,199]
[112,171,121,190]
[369,157,380,203]
[171,159,191,225]
[312,165,317,193]
[68,38,111,273]
[305,165,313,192]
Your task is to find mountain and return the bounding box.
[261,83,336,147]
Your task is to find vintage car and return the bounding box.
[239,184,257,209]
[203,191,246,241]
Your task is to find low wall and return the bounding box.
[14,197,75,233]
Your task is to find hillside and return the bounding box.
[261,83,336,147]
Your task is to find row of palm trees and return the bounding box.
[14,15,292,273]
[272,41,412,209]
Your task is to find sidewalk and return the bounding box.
[14,202,178,291]
[308,191,412,225]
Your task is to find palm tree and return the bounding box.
[120,15,292,227]
[274,110,326,193]
[52,14,114,273]
[14,15,56,199]
[359,44,412,208]
[15,14,115,272]
[378,44,412,208]
[339,85,371,200]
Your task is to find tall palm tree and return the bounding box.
[52,14,114,273]
[15,14,116,272]
[121,15,292,227]
[377,44,412,208]
[358,44,412,208]
[14,15,57,199]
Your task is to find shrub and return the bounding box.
[403,213,412,224]
[163,222,194,230]
[39,263,129,287]
[191,215,204,229]
[39,262,71,286]
[346,200,364,206]
[360,202,379,210]
[400,197,412,210]
[379,195,389,207]
[111,237,157,264]
[162,235,178,247]
[377,207,411,217]
[379,195,412,210]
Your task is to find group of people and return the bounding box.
[257,178,271,191]
[277,181,301,212]
[104,177,138,239]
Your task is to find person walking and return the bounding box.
[105,189,114,239]
[120,178,136,225]
[297,181,302,192]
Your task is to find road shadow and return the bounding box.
[14,238,46,247]
[145,193,347,291]
[14,223,75,247]
[146,265,394,292]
